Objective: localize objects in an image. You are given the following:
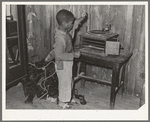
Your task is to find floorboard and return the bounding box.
[6,80,140,110]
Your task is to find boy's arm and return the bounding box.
[72,13,87,39]
[45,49,55,62]
[54,41,74,61]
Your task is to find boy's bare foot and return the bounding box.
[59,102,71,109]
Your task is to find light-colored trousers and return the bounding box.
[55,61,73,103]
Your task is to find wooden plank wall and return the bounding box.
[11,5,145,96]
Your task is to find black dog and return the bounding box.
[23,59,58,104]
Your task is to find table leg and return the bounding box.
[110,66,120,109]
[121,64,126,98]
[80,62,86,88]
[73,60,78,79]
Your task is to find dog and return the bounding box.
[23,59,58,104]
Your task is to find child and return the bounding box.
[53,9,86,109]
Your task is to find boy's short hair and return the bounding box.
[56,9,74,25]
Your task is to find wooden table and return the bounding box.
[74,49,132,109]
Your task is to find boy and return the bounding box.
[53,9,86,109]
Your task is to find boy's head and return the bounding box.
[56,9,75,32]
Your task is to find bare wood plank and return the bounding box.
[134,6,145,96]
[78,74,111,85]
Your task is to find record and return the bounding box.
[88,30,106,34]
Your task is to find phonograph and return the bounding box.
[77,19,123,56]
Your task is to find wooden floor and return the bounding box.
[6,80,140,110]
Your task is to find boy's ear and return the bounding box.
[61,21,67,26]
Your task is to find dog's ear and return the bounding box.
[34,58,48,68]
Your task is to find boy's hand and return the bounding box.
[73,13,88,30]
[82,13,87,18]
[45,49,55,62]
[73,51,81,58]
